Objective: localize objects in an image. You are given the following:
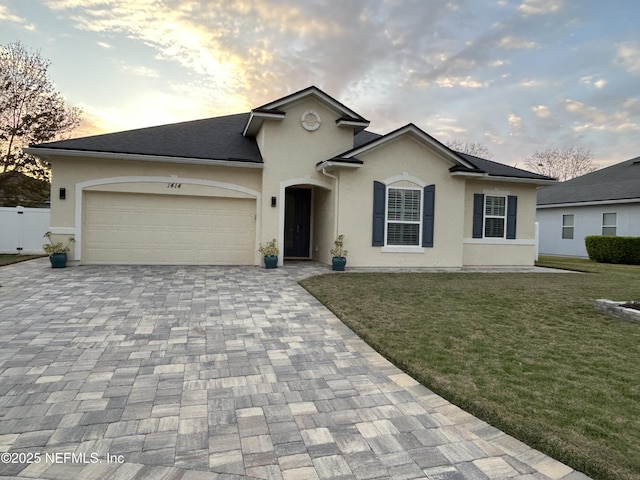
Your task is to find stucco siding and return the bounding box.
[256,98,350,258]
[461,181,539,266]
[48,155,262,263]
[336,135,466,267]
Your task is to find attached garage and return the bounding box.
[82,191,256,265]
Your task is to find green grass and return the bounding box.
[301,257,640,480]
[0,254,44,266]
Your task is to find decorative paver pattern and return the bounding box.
[0,259,590,479]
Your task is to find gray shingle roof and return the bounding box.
[29,106,555,183]
[30,113,264,163]
[455,152,555,181]
[537,156,640,205]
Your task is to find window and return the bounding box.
[372,181,435,248]
[562,214,574,239]
[472,194,517,240]
[484,195,506,238]
[602,213,617,236]
[386,187,421,246]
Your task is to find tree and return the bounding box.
[0,41,81,180]
[524,147,596,181]
[446,139,492,159]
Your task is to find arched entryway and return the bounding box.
[279,178,333,265]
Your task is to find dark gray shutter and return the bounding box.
[422,185,435,247]
[372,181,385,246]
[506,195,517,239]
[472,194,484,238]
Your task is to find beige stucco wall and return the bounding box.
[462,180,539,266]
[256,98,352,260]
[335,135,467,268]
[48,155,262,262]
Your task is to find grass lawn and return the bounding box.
[300,256,640,480]
[0,254,44,266]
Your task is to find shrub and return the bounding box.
[585,235,640,265]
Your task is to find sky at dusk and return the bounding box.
[1,0,639,169]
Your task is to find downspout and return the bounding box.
[321,168,339,239]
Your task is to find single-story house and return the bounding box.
[537,156,640,257]
[26,86,554,267]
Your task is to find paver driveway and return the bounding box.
[0,259,589,480]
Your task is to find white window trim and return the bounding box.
[384,185,423,247]
[483,194,507,239]
[381,246,426,253]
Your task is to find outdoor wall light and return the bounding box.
[59,188,66,200]
[271,196,276,207]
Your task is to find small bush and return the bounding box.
[585,235,640,265]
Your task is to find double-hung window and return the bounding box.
[386,187,421,246]
[484,195,506,238]
[472,193,517,240]
[602,213,617,236]
[562,214,574,239]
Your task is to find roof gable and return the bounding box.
[537,156,640,205]
[323,124,555,184]
[337,123,478,169]
[243,86,369,136]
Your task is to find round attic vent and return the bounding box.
[301,110,321,131]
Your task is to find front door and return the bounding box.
[284,188,311,258]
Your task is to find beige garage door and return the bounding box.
[83,191,256,265]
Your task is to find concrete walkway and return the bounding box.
[0,259,589,480]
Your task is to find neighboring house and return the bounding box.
[537,156,640,257]
[25,86,554,267]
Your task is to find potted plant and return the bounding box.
[330,234,347,271]
[43,231,75,268]
[259,239,279,269]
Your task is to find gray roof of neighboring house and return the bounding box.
[29,110,552,182]
[537,156,640,206]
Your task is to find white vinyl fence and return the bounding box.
[0,206,51,254]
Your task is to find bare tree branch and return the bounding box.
[524,147,596,181]
[446,139,493,159]
[0,41,81,180]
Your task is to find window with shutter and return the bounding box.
[387,188,421,246]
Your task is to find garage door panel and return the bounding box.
[83,192,256,265]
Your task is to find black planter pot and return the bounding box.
[49,253,68,268]
[332,256,347,271]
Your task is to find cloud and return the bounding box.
[119,63,159,78]
[579,75,607,89]
[0,5,35,30]
[498,35,537,49]
[519,78,545,88]
[532,105,551,118]
[518,0,563,16]
[562,99,639,133]
[615,42,640,73]
[434,76,490,89]
[508,113,525,136]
